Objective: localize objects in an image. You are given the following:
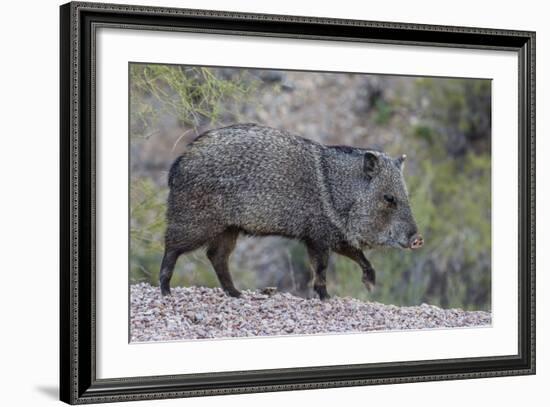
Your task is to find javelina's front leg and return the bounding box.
[305,243,331,300]
[334,244,376,292]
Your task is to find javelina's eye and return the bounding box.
[383,194,396,206]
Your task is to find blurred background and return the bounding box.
[129,63,491,311]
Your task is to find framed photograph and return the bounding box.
[60,1,535,404]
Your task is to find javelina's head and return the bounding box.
[347,152,423,250]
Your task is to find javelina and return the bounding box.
[160,123,423,299]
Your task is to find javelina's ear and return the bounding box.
[395,154,407,171]
[363,152,379,181]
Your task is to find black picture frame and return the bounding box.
[60,1,536,404]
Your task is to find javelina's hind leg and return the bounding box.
[159,248,181,296]
[305,243,331,300]
[334,244,376,291]
[160,224,222,296]
[206,228,241,298]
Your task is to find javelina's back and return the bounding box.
[167,123,324,239]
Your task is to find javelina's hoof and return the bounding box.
[314,284,331,300]
[362,268,376,292]
[364,281,375,292]
[260,287,278,296]
[225,288,242,298]
[160,286,171,296]
[362,275,375,292]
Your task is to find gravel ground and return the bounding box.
[130,282,491,342]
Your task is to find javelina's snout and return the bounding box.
[409,233,424,249]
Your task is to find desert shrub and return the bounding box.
[130,64,257,139]
[129,177,166,283]
[413,78,491,156]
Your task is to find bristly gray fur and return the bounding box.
[160,123,420,299]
